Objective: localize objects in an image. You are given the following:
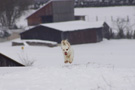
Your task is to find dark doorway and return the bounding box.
[41,15,53,23]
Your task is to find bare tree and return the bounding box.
[0,0,33,29]
[133,31,135,39]
[128,0,134,4]
[126,30,133,39]
[113,18,130,39]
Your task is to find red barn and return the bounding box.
[27,0,75,26]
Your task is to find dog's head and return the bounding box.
[61,40,70,55]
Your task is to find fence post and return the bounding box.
[111,16,113,22]
[96,16,98,21]
[127,15,129,22]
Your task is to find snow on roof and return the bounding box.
[0,52,24,66]
[40,20,104,31]
[13,39,58,45]
[27,0,51,19]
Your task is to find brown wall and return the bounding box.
[27,2,53,26]
[28,18,41,26]
[65,29,98,45]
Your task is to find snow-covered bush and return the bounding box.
[111,18,133,39]
[0,30,4,37]
[133,31,135,39]
[0,27,11,38]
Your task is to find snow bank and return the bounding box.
[0,64,135,90]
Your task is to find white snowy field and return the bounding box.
[75,6,135,23]
[0,39,135,90]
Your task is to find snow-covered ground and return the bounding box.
[0,6,135,90]
[75,6,135,23]
[0,39,135,90]
[75,6,135,32]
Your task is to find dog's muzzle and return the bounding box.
[65,52,67,55]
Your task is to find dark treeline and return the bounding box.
[34,0,135,8]
[75,0,135,7]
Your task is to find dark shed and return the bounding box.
[0,53,24,67]
[20,21,110,45]
[21,26,62,43]
[27,0,74,26]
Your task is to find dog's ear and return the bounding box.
[66,40,71,47]
[62,40,66,45]
[63,42,66,45]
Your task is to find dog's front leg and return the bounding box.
[64,55,69,63]
[69,56,73,64]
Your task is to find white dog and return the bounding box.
[61,40,74,64]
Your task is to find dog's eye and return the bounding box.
[66,49,68,51]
